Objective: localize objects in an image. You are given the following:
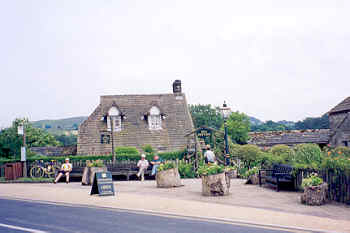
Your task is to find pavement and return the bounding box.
[1,178,350,233]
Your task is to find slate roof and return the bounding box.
[248,129,331,147]
[78,93,194,154]
[329,97,350,114]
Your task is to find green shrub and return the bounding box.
[259,152,285,169]
[142,144,155,157]
[197,164,224,176]
[301,173,323,188]
[178,161,196,178]
[328,146,350,158]
[270,144,294,162]
[244,166,259,178]
[86,160,105,167]
[321,156,350,173]
[158,149,186,161]
[158,162,176,172]
[293,144,324,169]
[238,144,262,168]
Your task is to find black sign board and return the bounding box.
[90,171,115,196]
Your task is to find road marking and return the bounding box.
[0,223,47,233]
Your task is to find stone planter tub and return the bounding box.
[156,167,182,188]
[301,183,328,206]
[201,172,230,196]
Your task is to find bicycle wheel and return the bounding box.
[47,165,60,178]
[30,166,44,178]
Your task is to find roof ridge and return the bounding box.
[329,96,350,114]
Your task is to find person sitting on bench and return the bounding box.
[54,158,72,184]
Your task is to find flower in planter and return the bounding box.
[244,166,259,179]
[301,173,323,188]
[157,162,176,172]
[197,164,224,176]
[87,160,105,168]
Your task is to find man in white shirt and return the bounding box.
[204,145,216,164]
[54,158,72,184]
[137,154,149,181]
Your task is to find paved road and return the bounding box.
[0,198,295,233]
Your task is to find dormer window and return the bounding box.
[149,106,162,130]
[107,106,122,132]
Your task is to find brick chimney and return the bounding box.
[172,80,182,94]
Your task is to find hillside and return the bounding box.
[31,116,87,135]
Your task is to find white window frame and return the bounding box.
[148,106,162,130]
[107,107,122,132]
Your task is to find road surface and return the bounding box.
[0,198,297,233]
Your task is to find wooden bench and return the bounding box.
[259,164,295,192]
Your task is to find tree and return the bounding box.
[54,134,77,146]
[225,111,251,144]
[295,114,329,130]
[189,104,223,129]
[0,118,61,159]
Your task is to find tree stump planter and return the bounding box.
[301,183,328,206]
[156,168,182,188]
[245,174,259,185]
[201,172,230,196]
[82,166,108,185]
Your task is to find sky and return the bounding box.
[1,0,350,127]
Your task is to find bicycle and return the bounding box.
[29,160,60,178]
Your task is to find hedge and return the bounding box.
[0,148,186,165]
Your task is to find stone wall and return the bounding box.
[30,145,77,157]
[248,129,331,147]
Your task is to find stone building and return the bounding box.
[328,96,350,147]
[248,96,350,148]
[77,80,195,155]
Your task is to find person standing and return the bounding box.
[150,155,162,176]
[54,158,72,184]
[204,145,216,164]
[137,154,149,181]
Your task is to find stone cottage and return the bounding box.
[248,96,350,148]
[77,80,195,155]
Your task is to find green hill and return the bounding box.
[31,116,87,135]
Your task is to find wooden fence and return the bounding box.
[297,169,350,204]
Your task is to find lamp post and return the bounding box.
[110,116,116,164]
[220,101,231,166]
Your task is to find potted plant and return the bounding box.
[82,160,107,185]
[156,162,182,188]
[300,173,328,206]
[224,165,238,179]
[198,164,230,196]
[244,167,260,185]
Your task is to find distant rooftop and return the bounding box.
[248,129,331,147]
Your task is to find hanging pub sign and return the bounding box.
[197,129,211,138]
[17,125,24,135]
[90,171,115,196]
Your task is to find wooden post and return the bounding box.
[22,126,27,177]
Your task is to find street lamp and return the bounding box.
[220,101,231,166]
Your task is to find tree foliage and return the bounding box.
[0,118,60,159]
[295,114,329,130]
[225,111,251,144]
[189,104,223,130]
